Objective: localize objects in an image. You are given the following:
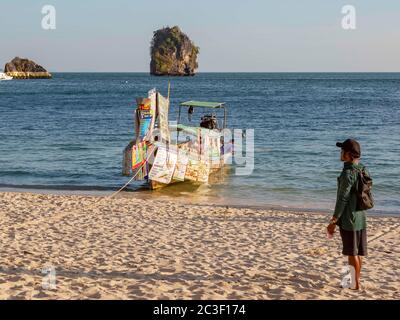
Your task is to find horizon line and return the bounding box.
[46,71,400,74]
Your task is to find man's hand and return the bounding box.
[326,217,337,237]
[327,222,336,236]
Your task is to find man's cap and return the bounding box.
[336,139,361,158]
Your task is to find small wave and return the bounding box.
[57,146,92,151]
[0,170,31,176]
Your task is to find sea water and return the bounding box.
[0,73,399,214]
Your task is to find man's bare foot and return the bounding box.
[349,282,361,290]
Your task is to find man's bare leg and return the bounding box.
[348,256,361,290]
[357,256,362,288]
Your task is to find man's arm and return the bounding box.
[333,170,355,221]
[327,170,355,236]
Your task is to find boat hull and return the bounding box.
[149,150,232,190]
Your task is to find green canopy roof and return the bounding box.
[180,101,226,108]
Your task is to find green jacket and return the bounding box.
[333,162,369,231]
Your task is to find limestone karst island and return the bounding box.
[4,57,52,79]
[150,26,199,76]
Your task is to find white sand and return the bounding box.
[0,191,399,300]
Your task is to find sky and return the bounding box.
[1,0,400,72]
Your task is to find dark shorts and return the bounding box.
[339,227,367,256]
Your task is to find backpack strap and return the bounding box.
[350,167,362,192]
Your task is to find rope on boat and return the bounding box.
[108,145,156,198]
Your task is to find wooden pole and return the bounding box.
[223,106,227,129]
[177,106,181,142]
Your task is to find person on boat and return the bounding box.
[327,139,370,290]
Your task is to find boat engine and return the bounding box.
[200,114,219,129]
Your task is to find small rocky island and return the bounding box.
[4,57,52,79]
[150,26,199,76]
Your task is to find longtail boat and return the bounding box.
[122,88,233,190]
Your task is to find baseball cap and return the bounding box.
[336,139,361,158]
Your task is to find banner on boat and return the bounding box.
[184,158,210,183]
[131,142,148,170]
[135,91,156,143]
[157,93,170,143]
[197,159,210,183]
[131,142,151,180]
[197,129,221,169]
[173,152,189,181]
[149,147,177,184]
[209,136,221,168]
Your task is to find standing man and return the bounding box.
[327,139,370,290]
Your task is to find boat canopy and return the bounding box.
[180,101,226,108]
[178,100,228,130]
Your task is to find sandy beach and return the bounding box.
[0,191,399,300]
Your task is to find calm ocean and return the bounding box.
[0,73,399,214]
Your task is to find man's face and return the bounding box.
[340,149,350,161]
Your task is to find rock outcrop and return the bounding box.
[150,26,199,76]
[4,57,52,79]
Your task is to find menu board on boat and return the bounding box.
[173,153,189,181]
[157,93,170,143]
[184,159,199,182]
[149,147,177,184]
[184,158,210,183]
[197,160,210,183]
[199,130,221,168]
